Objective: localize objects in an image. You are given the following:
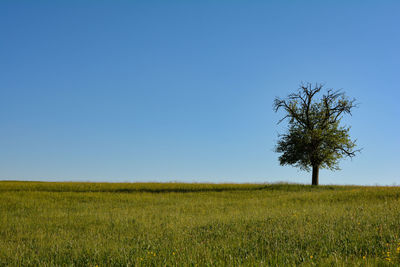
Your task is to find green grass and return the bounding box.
[1,181,400,266]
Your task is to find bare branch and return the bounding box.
[274,97,308,127]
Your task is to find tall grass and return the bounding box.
[1,181,399,266]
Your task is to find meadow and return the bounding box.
[1,181,400,266]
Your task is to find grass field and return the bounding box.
[1,181,400,266]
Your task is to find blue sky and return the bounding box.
[1,1,399,185]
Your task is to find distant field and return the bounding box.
[1,182,400,266]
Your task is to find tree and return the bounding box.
[273,83,360,185]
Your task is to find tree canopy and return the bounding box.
[273,83,360,185]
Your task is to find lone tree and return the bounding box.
[273,83,360,185]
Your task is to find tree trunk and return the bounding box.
[312,165,319,186]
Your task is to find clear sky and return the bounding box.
[1,1,399,185]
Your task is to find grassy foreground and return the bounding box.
[1,182,400,266]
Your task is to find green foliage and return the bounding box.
[1,181,400,266]
[276,121,356,171]
[274,83,359,171]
